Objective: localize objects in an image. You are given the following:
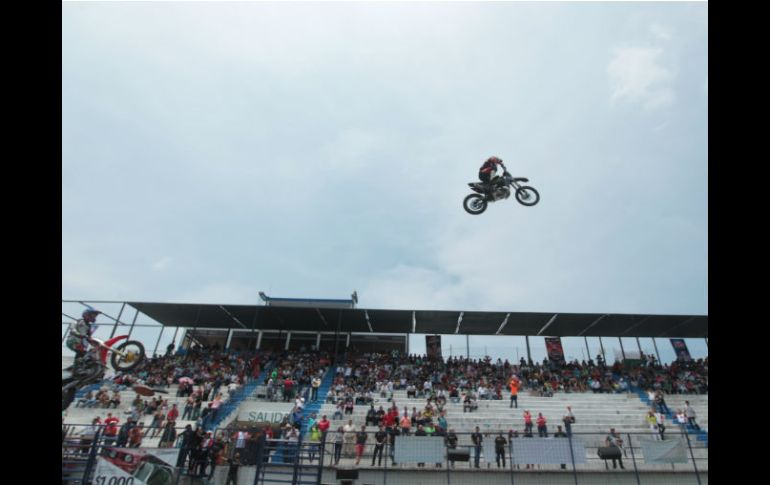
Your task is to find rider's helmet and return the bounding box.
[82,308,101,323]
[488,156,503,164]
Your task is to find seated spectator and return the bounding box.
[76,391,94,408]
[332,401,344,421]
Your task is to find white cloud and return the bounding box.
[151,256,173,271]
[175,283,262,305]
[650,23,672,41]
[608,46,675,110]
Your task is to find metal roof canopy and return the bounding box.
[123,302,708,338]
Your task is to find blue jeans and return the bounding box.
[474,445,481,468]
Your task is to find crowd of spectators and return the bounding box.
[321,351,708,408]
[64,346,707,472]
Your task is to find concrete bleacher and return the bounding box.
[63,382,240,447]
[312,389,708,471]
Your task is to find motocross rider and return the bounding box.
[479,156,505,195]
[66,308,101,378]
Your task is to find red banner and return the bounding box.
[545,337,565,363]
[426,335,442,358]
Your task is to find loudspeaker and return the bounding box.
[597,447,622,460]
[336,469,359,479]
[447,448,471,462]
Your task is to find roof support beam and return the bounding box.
[455,312,464,334]
[536,314,559,336]
[496,313,511,335]
[578,314,610,336]
[658,316,697,337]
[364,310,373,333]
[412,312,416,334]
[316,308,330,328]
[219,305,246,329]
[619,316,651,336]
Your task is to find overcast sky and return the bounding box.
[62,1,708,362]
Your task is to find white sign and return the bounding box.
[237,402,293,423]
[94,448,179,485]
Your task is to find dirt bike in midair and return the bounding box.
[463,167,540,215]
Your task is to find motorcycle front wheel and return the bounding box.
[111,340,146,372]
[463,194,488,215]
[515,186,540,206]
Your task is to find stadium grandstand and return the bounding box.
[62,296,707,485]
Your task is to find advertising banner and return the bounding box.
[545,337,565,363]
[94,448,180,485]
[670,339,692,362]
[426,335,442,358]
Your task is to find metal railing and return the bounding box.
[62,422,707,485]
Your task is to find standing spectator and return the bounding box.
[563,406,575,438]
[656,410,667,440]
[684,401,700,430]
[191,394,203,421]
[79,418,100,454]
[495,432,508,468]
[207,435,225,480]
[128,422,144,448]
[210,394,223,425]
[176,425,195,468]
[446,428,458,468]
[655,390,671,415]
[318,415,331,438]
[554,425,567,469]
[646,410,660,440]
[311,376,322,402]
[333,426,344,465]
[372,426,387,466]
[148,409,164,438]
[647,389,657,409]
[537,413,548,437]
[471,426,483,469]
[158,421,177,448]
[308,424,322,462]
[387,425,400,466]
[343,420,356,458]
[116,420,135,448]
[182,396,194,421]
[605,428,625,469]
[675,409,688,431]
[509,377,519,409]
[283,377,294,402]
[103,414,120,447]
[354,426,368,466]
[523,410,533,436]
[399,414,412,436]
[224,453,241,485]
[167,403,179,423]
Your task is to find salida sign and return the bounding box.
[237,402,292,423]
[246,411,289,423]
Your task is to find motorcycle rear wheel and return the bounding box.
[463,194,488,215]
[515,186,540,206]
[111,340,146,372]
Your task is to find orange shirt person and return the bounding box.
[509,378,520,409]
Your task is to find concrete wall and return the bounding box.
[319,468,708,485]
